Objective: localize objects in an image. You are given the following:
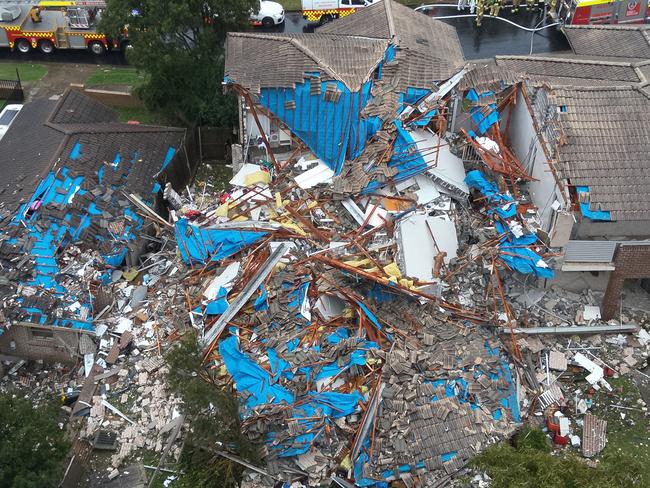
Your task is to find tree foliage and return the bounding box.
[472,427,648,488]
[0,393,70,488]
[100,0,257,126]
[165,332,258,487]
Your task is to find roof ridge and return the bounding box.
[496,55,635,67]
[384,0,396,39]
[288,37,346,88]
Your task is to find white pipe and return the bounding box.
[414,6,561,32]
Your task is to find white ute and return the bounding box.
[250,1,285,27]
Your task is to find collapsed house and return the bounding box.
[0,89,194,362]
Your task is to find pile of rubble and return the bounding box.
[1,71,649,488]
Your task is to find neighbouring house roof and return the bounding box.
[0,89,185,215]
[318,0,465,89]
[495,55,646,87]
[549,85,650,221]
[563,25,650,60]
[225,32,390,93]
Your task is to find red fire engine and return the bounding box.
[0,1,127,55]
[557,0,650,25]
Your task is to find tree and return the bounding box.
[0,393,70,488]
[471,427,648,488]
[100,0,258,126]
[163,332,258,487]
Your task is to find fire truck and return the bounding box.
[301,0,382,24]
[557,0,649,25]
[0,1,127,55]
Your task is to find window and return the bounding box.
[31,328,54,340]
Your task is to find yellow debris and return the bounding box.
[244,170,270,186]
[275,191,283,209]
[383,262,402,278]
[343,258,371,268]
[215,203,229,217]
[340,455,352,471]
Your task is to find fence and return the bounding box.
[197,126,233,163]
[0,70,24,105]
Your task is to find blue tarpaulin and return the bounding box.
[465,170,516,219]
[576,186,612,221]
[258,77,376,174]
[466,170,554,279]
[219,336,294,408]
[175,218,267,265]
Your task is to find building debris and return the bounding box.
[1,4,649,487]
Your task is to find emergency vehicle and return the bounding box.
[302,0,382,24]
[557,0,649,25]
[0,1,127,55]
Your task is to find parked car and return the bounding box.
[250,1,285,27]
[0,104,22,141]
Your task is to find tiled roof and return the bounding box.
[0,98,65,213]
[49,88,119,125]
[319,0,465,87]
[495,55,644,87]
[225,32,389,93]
[0,89,185,215]
[550,86,650,221]
[563,25,650,60]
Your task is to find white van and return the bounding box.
[0,104,22,141]
[250,1,285,27]
[301,0,381,23]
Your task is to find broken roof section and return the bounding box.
[318,0,465,90]
[224,0,464,175]
[0,89,189,333]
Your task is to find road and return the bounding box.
[0,4,569,64]
[263,7,570,60]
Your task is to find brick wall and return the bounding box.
[602,244,650,320]
[0,324,83,364]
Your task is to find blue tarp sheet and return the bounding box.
[465,170,516,219]
[258,77,376,174]
[465,170,554,279]
[576,186,612,221]
[175,218,267,265]
[219,336,295,408]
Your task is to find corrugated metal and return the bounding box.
[564,240,617,263]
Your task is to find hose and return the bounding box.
[414,5,561,32]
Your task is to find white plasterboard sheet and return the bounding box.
[414,175,441,204]
[203,262,240,300]
[396,213,458,282]
[229,163,264,187]
[294,161,334,189]
[410,129,468,194]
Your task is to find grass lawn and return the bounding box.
[112,105,172,125]
[85,67,145,88]
[282,0,425,11]
[0,63,48,82]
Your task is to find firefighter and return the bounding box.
[30,6,42,23]
[526,0,535,11]
[549,0,558,13]
[489,0,502,17]
[476,0,485,25]
[512,0,521,13]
